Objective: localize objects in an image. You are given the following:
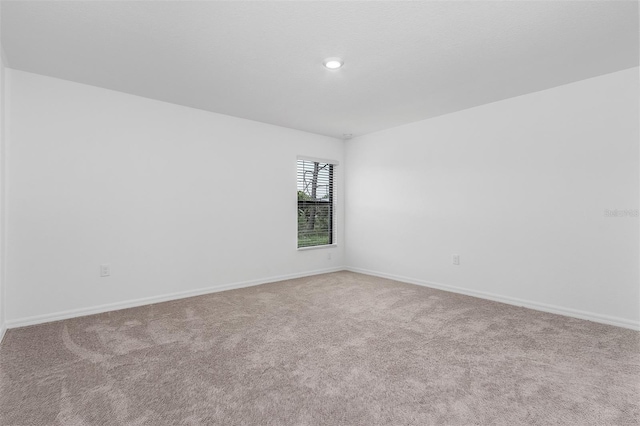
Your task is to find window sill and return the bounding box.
[297,244,338,251]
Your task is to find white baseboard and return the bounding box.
[6,266,345,329]
[345,266,640,331]
[0,323,6,344]
[7,266,638,332]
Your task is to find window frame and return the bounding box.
[296,156,338,250]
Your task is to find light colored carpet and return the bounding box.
[1,271,638,425]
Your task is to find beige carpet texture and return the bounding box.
[1,271,638,425]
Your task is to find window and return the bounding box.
[297,159,335,248]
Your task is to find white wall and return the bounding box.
[345,68,640,329]
[0,7,6,340]
[4,67,638,329]
[5,70,344,325]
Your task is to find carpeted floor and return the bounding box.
[1,271,638,425]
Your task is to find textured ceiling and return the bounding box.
[2,1,638,139]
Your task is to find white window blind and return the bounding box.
[297,159,335,248]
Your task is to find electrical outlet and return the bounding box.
[327,252,332,260]
[100,264,110,277]
[452,254,460,266]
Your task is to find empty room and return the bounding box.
[0,1,638,425]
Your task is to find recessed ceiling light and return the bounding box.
[323,57,343,70]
